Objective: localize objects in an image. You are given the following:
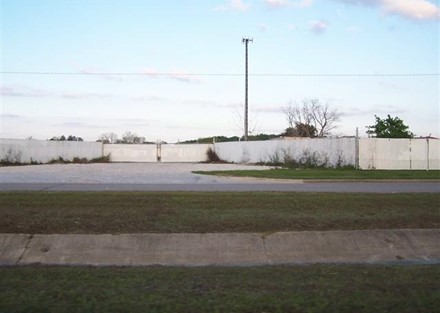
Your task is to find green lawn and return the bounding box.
[1,192,438,234]
[193,168,440,180]
[1,265,438,313]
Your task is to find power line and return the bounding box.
[0,71,438,77]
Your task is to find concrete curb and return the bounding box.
[1,229,439,267]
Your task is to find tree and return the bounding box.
[284,99,340,137]
[366,115,414,138]
[49,135,83,141]
[119,131,146,144]
[282,123,318,138]
[98,132,118,144]
[67,135,83,141]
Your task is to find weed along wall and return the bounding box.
[2,138,439,169]
[213,138,356,167]
[359,138,440,170]
[0,139,103,164]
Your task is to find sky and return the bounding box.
[1,0,439,143]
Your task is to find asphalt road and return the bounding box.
[1,182,439,192]
[1,163,439,193]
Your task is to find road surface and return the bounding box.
[1,163,438,192]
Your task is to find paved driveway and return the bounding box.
[0,163,270,184]
[1,163,439,192]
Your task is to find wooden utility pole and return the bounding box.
[242,37,253,141]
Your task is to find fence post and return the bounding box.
[355,127,359,170]
[426,137,430,171]
[156,140,162,162]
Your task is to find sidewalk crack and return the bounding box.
[261,235,271,265]
[16,234,34,265]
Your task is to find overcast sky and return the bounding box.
[1,0,439,142]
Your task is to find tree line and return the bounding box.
[59,99,413,144]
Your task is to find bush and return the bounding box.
[206,148,225,163]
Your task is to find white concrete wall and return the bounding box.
[161,144,211,163]
[214,138,356,167]
[103,144,211,162]
[103,144,157,162]
[0,139,103,163]
[359,138,439,170]
[3,137,438,169]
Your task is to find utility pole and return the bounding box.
[242,37,253,141]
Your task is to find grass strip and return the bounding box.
[193,168,440,180]
[1,265,439,313]
[1,192,438,234]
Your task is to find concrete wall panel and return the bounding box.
[214,138,356,167]
[161,144,211,163]
[1,139,103,163]
[359,138,439,170]
[103,144,157,162]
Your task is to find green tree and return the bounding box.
[366,115,413,138]
[282,123,318,138]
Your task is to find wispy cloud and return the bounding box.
[336,0,440,21]
[79,69,125,82]
[258,23,268,32]
[342,104,405,117]
[215,0,251,11]
[264,0,291,7]
[264,0,313,8]
[141,69,202,83]
[346,25,361,32]
[1,86,114,100]
[254,105,282,113]
[0,113,22,119]
[309,20,328,34]
[1,86,49,97]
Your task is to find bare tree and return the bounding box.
[232,103,260,139]
[98,132,118,144]
[121,131,145,144]
[284,99,340,137]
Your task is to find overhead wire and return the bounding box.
[1,71,438,77]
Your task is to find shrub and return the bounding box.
[206,148,225,163]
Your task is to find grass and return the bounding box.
[0,192,438,234]
[0,155,110,167]
[1,265,439,313]
[194,168,440,180]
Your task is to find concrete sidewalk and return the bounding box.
[1,229,439,266]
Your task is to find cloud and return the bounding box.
[0,113,22,119]
[167,72,202,83]
[79,69,125,82]
[254,105,282,113]
[258,23,268,32]
[264,0,313,8]
[1,86,49,97]
[287,23,298,30]
[336,0,440,21]
[141,69,202,83]
[342,104,405,117]
[346,26,361,32]
[264,0,291,7]
[383,0,440,20]
[309,20,328,34]
[1,85,115,100]
[53,122,87,127]
[215,0,251,11]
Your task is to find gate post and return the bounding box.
[156,140,162,162]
